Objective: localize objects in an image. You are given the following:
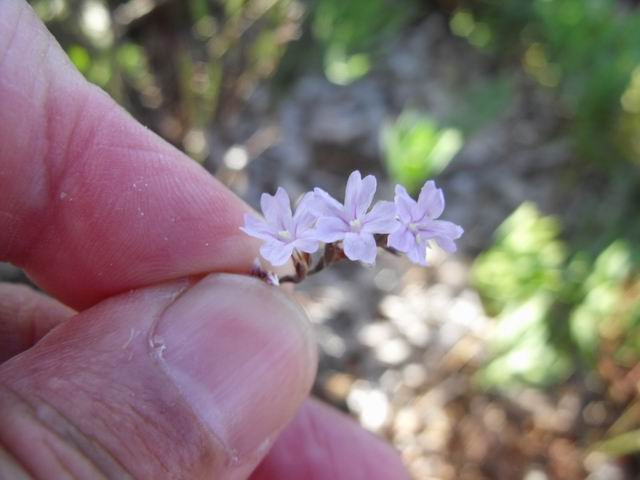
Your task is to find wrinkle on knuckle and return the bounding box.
[3,361,222,479]
[0,444,32,480]
[0,384,124,479]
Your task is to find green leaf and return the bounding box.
[382,112,463,193]
[593,429,640,457]
[67,45,91,74]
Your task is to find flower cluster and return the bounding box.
[241,171,463,282]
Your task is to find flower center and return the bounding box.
[278,230,291,240]
[409,223,419,233]
[349,218,362,232]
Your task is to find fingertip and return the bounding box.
[153,273,318,476]
[0,274,317,478]
[0,0,263,308]
[252,398,410,480]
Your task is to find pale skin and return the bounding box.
[0,1,410,478]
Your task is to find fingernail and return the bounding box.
[152,273,316,470]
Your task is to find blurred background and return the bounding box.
[8,0,640,477]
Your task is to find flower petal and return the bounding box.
[418,219,463,241]
[293,192,318,234]
[294,192,316,221]
[343,232,377,264]
[260,241,294,266]
[274,186,291,213]
[240,214,278,241]
[344,170,362,218]
[293,238,320,254]
[260,191,280,225]
[312,188,345,218]
[356,174,377,218]
[314,216,348,242]
[435,236,457,253]
[387,227,414,252]
[415,219,462,254]
[294,210,317,234]
[417,181,445,219]
[407,241,428,266]
[274,187,294,230]
[362,201,397,234]
[394,184,416,223]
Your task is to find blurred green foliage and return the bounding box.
[594,428,640,457]
[473,204,567,317]
[311,0,418,84]
[473,204,572,386]
[380,76,512,192]
[455,0,640,166]
[382,112,463,193]
[473,204,640,388]
[31,0,299,160]
[450,3,640,391]
[448,75,513,135]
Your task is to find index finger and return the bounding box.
[0,0,259,309]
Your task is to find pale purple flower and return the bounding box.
[388,181,463,266]
[241,188,319,266]
[312,170,396,264]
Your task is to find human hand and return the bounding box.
[0,1,409,478]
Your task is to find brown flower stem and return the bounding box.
[381,246,401,256]
[269,237,397,284]
[374,233,400,256]
[279,243,343,283]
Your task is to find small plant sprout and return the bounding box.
[241,171,463,284]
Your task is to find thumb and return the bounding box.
[0,274,316,479]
